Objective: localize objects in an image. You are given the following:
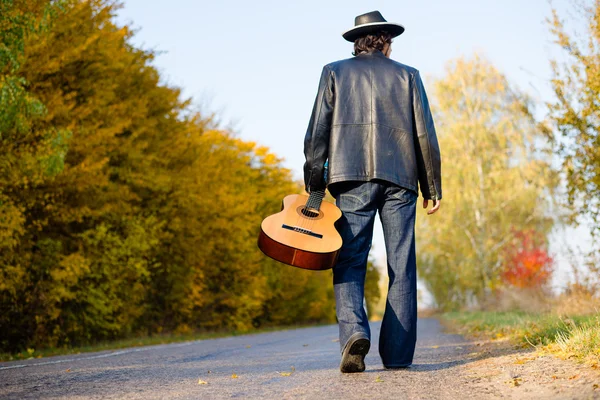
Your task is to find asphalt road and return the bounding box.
[0,318,492,399]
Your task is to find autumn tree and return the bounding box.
[547,1,600,236]
[0,0,72,350]
[0,0,342,353]
[546,1,600,289]
[415,55,557,310]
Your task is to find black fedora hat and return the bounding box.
[342,10,405,42]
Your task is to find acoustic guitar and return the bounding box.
[258,183,343,271]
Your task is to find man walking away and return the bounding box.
[303,10,442,373]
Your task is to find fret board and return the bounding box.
[305,161,328,211]
[305,189,326,211]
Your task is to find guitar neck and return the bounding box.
[306,162,328,211]
[306,189,326,211]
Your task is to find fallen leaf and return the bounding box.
[198,379,208,385]
[245,345,251,349]
[514,356,535,365]
[277,366,295,377]
[65,368,71,372]
[505,377,522,387]
[593,383,599,390]
[431,345,439,349]
[231,374,239,379]
[375,376,384,383]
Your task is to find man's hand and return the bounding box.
[423,198,441,215]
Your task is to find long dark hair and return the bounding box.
[353,31,392,56]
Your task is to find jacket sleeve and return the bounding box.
[411,70,442,200]
[303,65,335,193]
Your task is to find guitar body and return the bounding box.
[258,194,343,270]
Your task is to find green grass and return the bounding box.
[555,317,600,365]
[442,311,598,346]
[442,311,600,366]
[0,323,325,363]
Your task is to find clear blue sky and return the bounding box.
[116,0,587,297]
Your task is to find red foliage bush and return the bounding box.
[501,229,554,289]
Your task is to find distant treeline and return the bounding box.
[0,0,380,353]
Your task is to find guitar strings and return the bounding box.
[292,187,326,233]
[310,192,322,232]
[305,190,324,233]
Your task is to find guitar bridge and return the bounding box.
[281,224,323,239]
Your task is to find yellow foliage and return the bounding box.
[0,0,337,353]
[416,55,556,310]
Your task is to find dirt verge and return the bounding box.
[441,318,600,399]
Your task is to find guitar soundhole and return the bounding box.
[302,208,319,218]
[297,205,324,220]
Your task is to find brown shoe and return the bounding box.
[340,334,370,373]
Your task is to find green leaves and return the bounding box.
[40,128,72,176]
[547,3,600,241]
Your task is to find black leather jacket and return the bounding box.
[303,50,442,200]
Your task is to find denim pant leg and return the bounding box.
[330,181,379,352]
[377,184,418,367]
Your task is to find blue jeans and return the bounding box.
[328,179,418,367]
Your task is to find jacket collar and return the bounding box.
[358,49,386,58]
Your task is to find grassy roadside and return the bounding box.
[0,323,327,363]
[441,311,600,367]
